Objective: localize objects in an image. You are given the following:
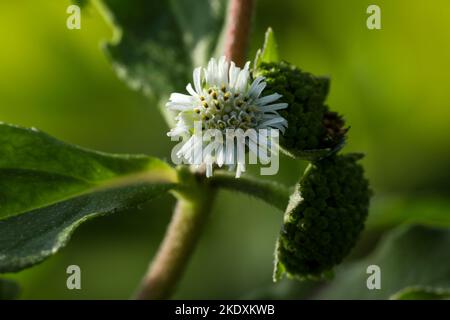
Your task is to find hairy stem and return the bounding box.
[224,0,255,66]
[135,180,216,300]
[209,171,291,211]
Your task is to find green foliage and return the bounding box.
[99,0,226,125]
[367,197,450,230]
[275,154,371,280]
[0,278,20,300]
[390,286,450,300]
[0,123,177,272]
[315,225,450,299]
[254,27,279,69]
[256,61,346,159]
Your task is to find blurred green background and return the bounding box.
[1,0,449,299]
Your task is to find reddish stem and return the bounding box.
[224,0,255,67]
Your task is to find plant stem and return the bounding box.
[135,0,256,299]
[135,180,216,300]
[224,0,255,66]
[208,171,291,212]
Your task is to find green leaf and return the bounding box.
[254,27,279,70]
[314,225,450,299]
[0,278,20,300]
[97,0,226,124]
[390,286,450,300]
[0,122,177,272]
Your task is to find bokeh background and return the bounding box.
[1,0,449,299]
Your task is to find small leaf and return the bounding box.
[390,286,450,300]
[254,27,279,69]
[0,278,20,300]
[315,225,450,299]
[98,0,226,124]
[0,122,177,272]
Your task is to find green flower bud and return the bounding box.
[274,153,372,280]
[256,61,347,160]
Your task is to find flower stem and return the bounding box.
[135,173,216,300]
[208,171,291,212]
[224,0,255,67]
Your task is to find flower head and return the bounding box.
[167,56,288,177]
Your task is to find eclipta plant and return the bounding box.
[0,0,371,299]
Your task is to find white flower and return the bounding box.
[167,56,288,178]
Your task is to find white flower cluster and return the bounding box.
[167,56,288,177]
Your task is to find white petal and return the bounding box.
[193,138,204,165]
[228,62,240,88]
[235,62,250,92]
[259,103,288,112]
[249,76,264,88]
[248,77,266,98]
[206,163,213,178]
[168,126,187,137]
[178,136,194,156]
[205,59,213,85]
[225,142,235,164]
[206,57,218,86]
[271,126,286,135]
[218,56,229,86]
[166,103,193,111]
[169,93,194,104]
[186,83,197,96]
[216,145,224,167]
[243,61,250,72]
[256,93,282,105]
[193,67,202,94]
[258,117,288,128]
[262,112,281,119]
[235,162,245,178]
